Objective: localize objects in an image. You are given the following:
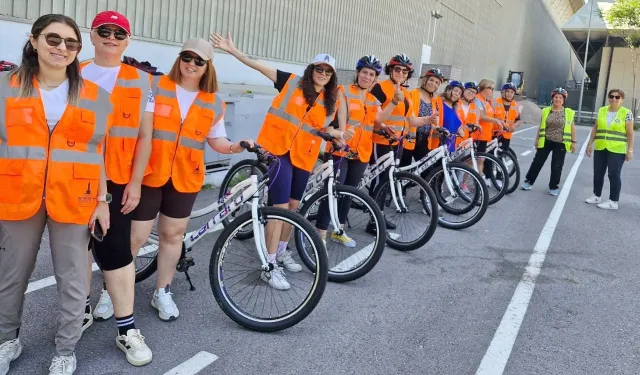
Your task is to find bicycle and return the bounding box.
[359,130,439,251]
[485,128,521,195]
[133,142,328,332]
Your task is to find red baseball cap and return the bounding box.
[91,11,131,35]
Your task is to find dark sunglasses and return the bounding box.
[96,27,128,41]
[314,66,334,75]
[393,66,409,74]
[608,94,621,100]
[180,53,206,67]
[36,33,81,51]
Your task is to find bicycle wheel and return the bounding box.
[498,149,520,195]
[425,162,489,230]
[218,159,268,240]
[135,228,159,283]
[476,152,508,205]
[209,207,328,332]
[295,185,386,283]
[372,171,438,251]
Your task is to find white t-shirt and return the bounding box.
[175,84,226,139]
[40,80,69,129]
[606,110,634,128]
[461,102,470,118]
[81,62,154,112]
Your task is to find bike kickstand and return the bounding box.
[184,271,196,291]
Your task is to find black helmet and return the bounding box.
[501,82,517,92]
[423,68,445,82]
[356,55,382,75]
[464,81,479,91]
[384,54,414,79]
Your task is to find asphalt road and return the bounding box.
[8,124,640,375]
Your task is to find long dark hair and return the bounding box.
[299,64,338,116]
[10,14,83,105]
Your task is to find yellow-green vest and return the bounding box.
[538,107,575,151]
[594,106,630,154]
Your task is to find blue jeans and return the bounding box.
[593,149,626,201]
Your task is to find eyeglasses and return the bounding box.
[608,94,621,100]
[96,27,128,41]
[487,87,495,90]
[180,53,206,67]
[35,33,81,51]
[393,67,409,74]
[314,66,334,76]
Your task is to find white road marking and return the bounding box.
[331,241,375,273]
[520,150,532,156]
[512,126,536,135]
[25,243,159,294]
[163,351,218,375]
[475,134,590,375]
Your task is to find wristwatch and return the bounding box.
[97,193,112,204]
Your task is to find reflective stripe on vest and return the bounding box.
[0,74,111,224]
[537,107,574,151]
[373,80,412,147]
[594,106,629,154]
[475,94,495,142]
[330,84,377,162]
[491,97,520,140]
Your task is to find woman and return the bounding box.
[521,88,577,195]
[455,81,481,145]
[474,79,506,177]
[129,38,253,319]
[585,89,634,209]
[315,55,383,246]
[437,80,464,153]
[407,68,445,165]
[211,32,344,291]
[0,14,110,375]
[492,82,522,151]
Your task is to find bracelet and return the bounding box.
[229,144,234,154]
[391,99,399,106]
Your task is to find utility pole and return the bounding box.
[577,0,595,123]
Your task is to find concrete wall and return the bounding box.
[603,47,640,112]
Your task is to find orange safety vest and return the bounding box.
[144,75,225,193]
[80,61,153,184]
[372,80,415,149]
[256,74,334,172]
[491,97,520,140]
[474,93,495,142]
[409,89,443,150]
[329,84,378,162]
[0,74,111,224]
[455,100,480,146]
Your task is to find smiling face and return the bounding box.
[356,67,377,89]
[423,76,442,93]
[503,89,515,101]
[90,24,129,58]
[179,52,208,82]
[391,65,409,84]
[312,63,334,87]
[463,88,477,102]
[451,87,462,102]
[30,22,80,71]
[552,93,565,107]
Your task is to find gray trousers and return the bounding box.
[0,204,89,356]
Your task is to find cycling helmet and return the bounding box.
[384,54,414,78]
[423,68,445,83]
[356,55,382,75]
[501,82,517,92]
[551,87,568,98]
[0,60,17,72]
[447,80,464,91]
[464,81,479,91]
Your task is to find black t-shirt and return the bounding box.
[274,69,319,112]
[503,103,521,121]
[370,82,410,116]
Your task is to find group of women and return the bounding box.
[0,10,635,375]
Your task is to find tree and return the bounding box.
[604,0,640,125]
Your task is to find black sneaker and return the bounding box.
[385,217,397,230]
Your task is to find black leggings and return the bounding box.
[524,140,567,189]
[315,159,368,230]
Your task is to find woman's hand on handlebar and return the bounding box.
[236,139,256,152]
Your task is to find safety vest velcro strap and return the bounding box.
[50,149,102,164]
[596,129,626,137]
[109,126,139,138]
[152,129,178,142]
[0,145,46,160]
[595,135,627,142]
[180,137,205,151]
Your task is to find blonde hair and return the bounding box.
[168,57,218,93]
[478,79,495,91]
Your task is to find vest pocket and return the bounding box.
[0,159,24,204]
[121,93,142,124]
[6,107,35,127]
[70,163,100,207]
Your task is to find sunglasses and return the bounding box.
[96,26,128,41]
[36,33,81,51]
[393,67,409,74]
[608,95,621,100]
[180,53,206,67]
[314,66,334,76]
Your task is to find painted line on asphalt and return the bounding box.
[512,126,536,135]
[520,150,532,156]
[475,133,590,375]
[331,242,375,273]
[25,245,157,294]
[163,351,218,375]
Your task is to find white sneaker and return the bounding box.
[82,308,93,333]
[151,286,179,321]
[276,250,302,273]
[93,289,114,321]
[48,353,76,375]
[116,329,153,367]
[0,339,22,375]
[597,200,618,210]
[261,265,291,290]
[585,195,602,204]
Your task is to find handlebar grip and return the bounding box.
[318,132,335,142]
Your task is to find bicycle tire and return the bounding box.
[209,207,328,332]
[218,159,268,240]
[426,162,489,230]
[475,152,508,205]
[295,184,386,283]
[134,229,159,283]
[372,171,438,251]
[499,150,520,195]
[425,162,480,216]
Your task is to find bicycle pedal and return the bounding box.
[176,257,195,272]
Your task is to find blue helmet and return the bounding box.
[447,80,464,91]
[464,81,479,91]
[502,82,517,92]
[356,55,382,75]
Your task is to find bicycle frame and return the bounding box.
[300,156,342,231]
